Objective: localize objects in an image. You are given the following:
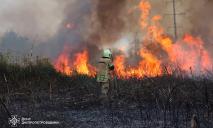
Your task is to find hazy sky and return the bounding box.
[0,0,212,59]
[0,0,191,42]
[0,0,212,46]
[0,0,66,41]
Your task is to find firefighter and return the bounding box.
[96,49,114,104]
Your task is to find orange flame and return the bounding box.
[54,47,96,77]
[139,0,151,29]
[114,0,212,78]
[73,50,96,76]
[169,34,212,73]
[55,0,212,78]
[54,54,72,75]
[54,47,72,75]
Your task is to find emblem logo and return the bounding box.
[8,115,20,127]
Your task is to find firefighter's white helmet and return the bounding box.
[102,49,112,58]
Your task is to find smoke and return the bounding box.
[37,0,131,60]
[0,0,65,41]
[0,0,213,60]
[87,0,128,45]
[0,31,32,54]
[187,0,213,49]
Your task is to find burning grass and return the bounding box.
[0,0,213,127]
[53,0,213,79]
[0,55,213,127]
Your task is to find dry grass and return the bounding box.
[0,54,213,127]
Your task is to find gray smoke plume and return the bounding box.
[0,0,213,61]
[188,0,213,55]
[0,0,65,41]
[36,0,130,60]
[87,0,128,45]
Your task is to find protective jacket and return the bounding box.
[96,57,114,82]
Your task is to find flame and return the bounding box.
[114,50,162,78]
[169,34,212,73]
[139,0,151,29]
[54,47,96,77]
[114,0,163,78]
[55,0,212,79]
[114,0,212,78]
[114,55,126,78]
[73,50,96,76]
[54,52,72,75]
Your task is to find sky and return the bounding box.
[0,0,66,41]
[0,0,193,42]
[0,0,212,59]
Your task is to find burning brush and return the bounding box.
[54,0,212,79]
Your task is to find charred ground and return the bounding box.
[0,55,213,128]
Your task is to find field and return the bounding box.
[0,55,213,128]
